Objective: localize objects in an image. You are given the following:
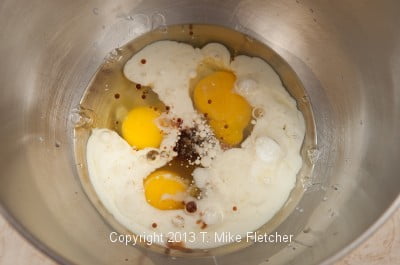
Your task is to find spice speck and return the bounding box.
[185,201,197,213]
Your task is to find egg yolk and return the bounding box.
[121,107,162,149]
[193,71,252,146]
[143,170,187,210]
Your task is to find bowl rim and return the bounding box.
[1,194,400,265]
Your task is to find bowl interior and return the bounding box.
[0,0,399,265]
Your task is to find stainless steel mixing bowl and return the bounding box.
[0,0,399,265]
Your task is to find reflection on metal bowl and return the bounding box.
[0,1,399,265]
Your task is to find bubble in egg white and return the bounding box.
[171,215,185,228]
[201,43,231,66]
[203,208,224,225]
[255,137,282,163]
[252,107,264,119]
[200,156,212,167]
[192,168,209,188]
[235,78,257,95]
[189,70,197,78]
[99,130,112,142]
[199,131,207,138]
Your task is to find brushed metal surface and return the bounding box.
[0,0,399,265]
[2,209,400,265]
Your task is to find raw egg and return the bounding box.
[143,170,187,210]
[121,106,162,149]
[193,71,252,146]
